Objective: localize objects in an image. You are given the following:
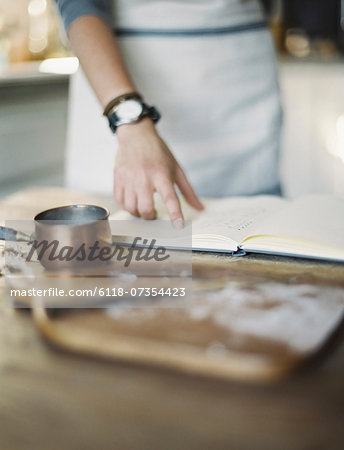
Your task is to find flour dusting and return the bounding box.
[187,282,344,354]
[106,281,344,355]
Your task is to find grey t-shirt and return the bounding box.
[55,0,268,31]
[55,0,111,30]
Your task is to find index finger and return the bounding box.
[155,179,184,229]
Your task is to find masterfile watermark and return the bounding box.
[4,219,192,308]
[26,236,170,267]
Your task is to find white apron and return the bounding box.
[66,0,282,197]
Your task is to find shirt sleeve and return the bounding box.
[54,0,112,32]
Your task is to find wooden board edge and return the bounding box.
[32,307,299,384]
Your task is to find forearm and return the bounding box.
[68,15,136,108]
[61,11,203,222]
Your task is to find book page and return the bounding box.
[243,195,344,250]
[110,195,286,250]
[191,196,287,244]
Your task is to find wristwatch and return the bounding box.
[104,92,161,133]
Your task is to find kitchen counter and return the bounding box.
[0,188,344,450]
[0,61,69,87]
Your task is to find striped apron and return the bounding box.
[66,0,282,197]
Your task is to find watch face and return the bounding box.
[115,100,143,121]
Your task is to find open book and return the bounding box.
[111,195,344,262]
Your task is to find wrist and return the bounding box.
[116,116,156,140]
[104,93,161,134]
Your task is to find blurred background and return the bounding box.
[0,0,344,199]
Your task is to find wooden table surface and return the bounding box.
[1,188,344,450]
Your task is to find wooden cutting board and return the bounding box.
[3,188,343,383]
[27,254,344,383]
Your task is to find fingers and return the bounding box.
[124,188,139,217]
[113,180,124,207]
[175,166,204,211]
[137,186,156,220]
[115,176,156,219]
[155,178,184,229]
[115,169,201,225]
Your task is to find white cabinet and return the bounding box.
[0,76,68,197]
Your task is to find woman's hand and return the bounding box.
[114,118,203,228]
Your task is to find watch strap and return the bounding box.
[145,105,161,123]
[103,92,143,117]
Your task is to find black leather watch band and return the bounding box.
[145,105,161,123]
